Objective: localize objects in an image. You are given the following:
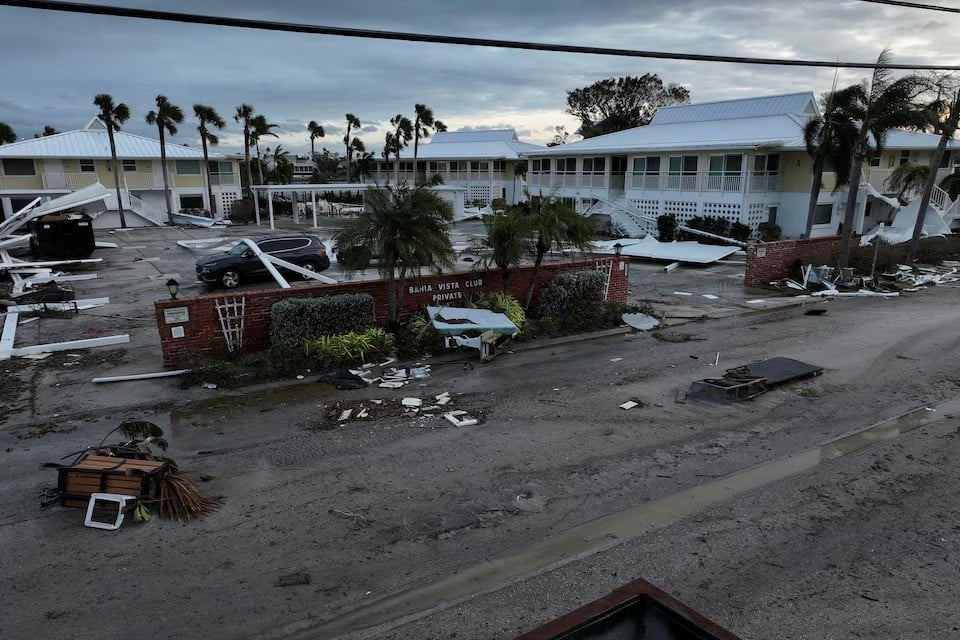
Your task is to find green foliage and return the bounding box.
[757,222,782,242]
[396,312,446,358]
[134,503,153,523]
[117,420,168,450]
[730,222,752,242]
[566,74,691,138]
[885,162,929,202]
[469,209,536,290]
[467,292,526,329]
[656,214,677,242]
[523,195,596,308]
[229,199,255,224]
[304,328,394,369]
[535,270,607,319]
[677,215,740,245]
[270,294,375,358]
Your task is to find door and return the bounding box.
[611,156,628,190]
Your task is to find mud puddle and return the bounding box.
[293,398,960,639]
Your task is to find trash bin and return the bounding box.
[29,212,96,259]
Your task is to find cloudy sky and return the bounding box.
[0,0,957,155]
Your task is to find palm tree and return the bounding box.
[194,104,226,216]
[837,51,925,268]
[94,93,131,228]
[234,104,255,198]
[33,125,59,138]
[802,87,859,236]
[344,113,361,182]
[335,184,454,325]
[0,122,15,144]
[413,104,446,180]
[886,162,930,204]
[249,114,277,185]
[470,208,536,292]
[389,113,413,181]
[307,120,325,166]
[908,81,960,261]
[348,137,367,182]
[523,196,595,309]
[146,95,185,225]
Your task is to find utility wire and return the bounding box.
[2,0,960,71]
[858,0,960,13]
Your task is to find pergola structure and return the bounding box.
[248,183,467,230]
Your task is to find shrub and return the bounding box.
[757,222,782,242]
[656,214,677,242]
[270,294,375,359]
[730,222,751,242]
[535,270,607,319]
[396,312,447,358]
[304,328,394,369]
[229,199,254,224]
[677,215,737,245]
[467,292,525,329]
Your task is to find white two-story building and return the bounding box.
[525,92,957,238]
[0,118,243,227]
[374,129,544,206]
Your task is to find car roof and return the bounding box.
[252,234,322,242]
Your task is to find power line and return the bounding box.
[858,0,960,13]
[2,0,960,71]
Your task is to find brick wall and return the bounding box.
[155,257,629,367]
[744,236,857,286]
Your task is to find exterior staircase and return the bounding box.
[582,194,655,238]
[101,191,167,226]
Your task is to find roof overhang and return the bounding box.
[524,140,790,157]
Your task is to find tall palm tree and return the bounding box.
[344,113,361,182]
[470,208,536,292]
[348,136,366,182]
[0,122,15,144]
[94,93,131,228]
[334,184,454,325]
[194,104,226,216]
[249,114,278,185]
[389,113,413,181]
[523,196,595,309]
[837,51,925,268]
[145,95,185,225]
[413,104,446,180]
[233,104,255,198]
[307,120,325,165]
[908,81,960,261]
[802,87,859,236]
[886,162,930,204]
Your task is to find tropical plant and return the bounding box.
[523,196,595,308]
[467,292,526,329]
[233,104,255,197]
[146,95,185,224]
[354,150,376,182]
[307,120,325,165]
[249,114,278,185]
[94,93,131,228]
[34,125,59,138]
[265,144,293,184]
[334,184,455,324]
[802,87,860,236]
[388,113,413,179]
[886,162,930,204]
[304,328,394,369]
[468,208,536,292]
[908,77,960,261]
[412,103,446,171]
[344,113,361,182]
[194,104,226,216]
[0,121,15,144]
[837,51,926,268]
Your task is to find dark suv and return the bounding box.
[196,234,330,289]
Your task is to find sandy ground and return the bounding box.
[3,269,960,639]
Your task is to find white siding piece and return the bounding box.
[10,334,130,356]
[9,297,109,313]
[0,312,19,360]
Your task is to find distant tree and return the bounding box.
[546,125,569,147]
[838,50,926,269]
[33,125,59,138]
[312,148,343,183]
[94,93,131,228]
[388,113,413,179]
[469,208,536,292]
[250,114,278,185]
[194,104,226,216]
[344,113,361,182]
[307,120,325,165]
[523,196,595,308]
[265,145,294,184]
[233,104,255,197]
[566,74,690,138]
[354,149,376,182]
[887,162,930,204]
[146,95,185,224]
[802,87,859,236]
[412,103,446,166]
[0,122,15,144]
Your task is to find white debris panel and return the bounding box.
[592,236,739,264]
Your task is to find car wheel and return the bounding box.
[220,269,241,288]
[299,261,319,279]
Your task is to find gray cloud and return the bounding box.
[0,0,956,152]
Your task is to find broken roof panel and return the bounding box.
[426,306,518,335]
[593,236,739,264]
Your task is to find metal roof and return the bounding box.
[0,118,227,160]
[651,92,818,125]
[385,130,544,161]
[430,130,519,143]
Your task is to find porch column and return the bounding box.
[253,189,261,225]
[605,156,612,190]
[267,192,275,230]
[488,159,493,203]
[311,190,318,228]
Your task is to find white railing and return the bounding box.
[748,173,781,193]
[932,184,949,211]
[623,171,778,194]
[210,174,238,186]
[123,174,165,189]
[63,173,101,189]
[126,193,166,226]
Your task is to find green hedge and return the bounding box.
[270,294,375,357]
[536,270,607,319]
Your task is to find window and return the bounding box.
[582,157,606,174]
[381,161,394,172]
[208,161,233,175]
[870,154,881,168]
[668,155,698,174]
[470,161,489,172]
[710,154,742,174]
[2,159,35,176]
[122,159,137,172]
[813,203,833,225]
[768,206,778,224]
[633,156,661,174]
[898,150,910,166]
[452,161,468,172]
[864,201,873,218]
[492,161,506,172]
[179,194,205,210]
[531,158,551,173]
[940,151,953,169]
[175,160,201,175]
[754,154,780,173]
[80,159,96,173]
[428,161,447,173]
[399,161,414,172]
[258,238,309,254]
[556,158,577,173]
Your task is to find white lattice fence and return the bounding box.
[746,203,768,231]
[467,185,492,205]
[663,200,699,225]
[701,202,741,224]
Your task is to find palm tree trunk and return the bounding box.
[201,133,216,216]
[255,142,265,185]
[414,129,420,181]
[837,154,865,269]
[243,129,253,200]
[107,127,126,229]
[501,267,510,294]
[524,251,545,309]
[804,156,825,237]
[907,132,951,262]
[158,127,174,225]
[345,125,352,183]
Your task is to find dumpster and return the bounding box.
[29,211,96,259]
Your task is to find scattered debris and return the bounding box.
[444,410,478,427]
[92,369,191,383]
[804,309,828,316]
[201,382,218,390]
[688,357,823,404]
[275,573,312,587]
[622,313,659,331]
[401,397,423,408]
[619,400,639,410]
[610,357,623,362]
[701,294,719,300]
[793,387,819,397]
[663,261,680,273]
[337,409,353,422]
[671,291,693,296]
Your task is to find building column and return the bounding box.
[267,192,275,230]
[311,190,318,227]
[253,189,261,225]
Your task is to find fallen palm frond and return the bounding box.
[158,473,224,522]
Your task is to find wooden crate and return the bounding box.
[58,454,168,508]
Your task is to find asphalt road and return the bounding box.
[3,284,960,640]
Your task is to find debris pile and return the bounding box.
[885,262,960,290]
[770,263,900,298]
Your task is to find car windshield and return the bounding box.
[227,243,248,256]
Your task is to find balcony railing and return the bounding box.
[209,174,238,186]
